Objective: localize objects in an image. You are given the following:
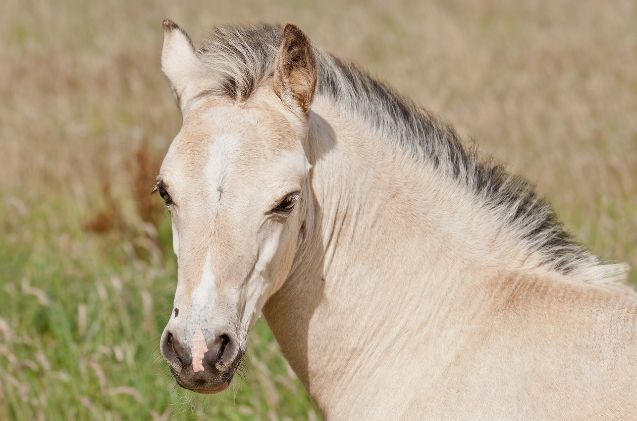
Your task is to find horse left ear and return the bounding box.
[273,24,317,115]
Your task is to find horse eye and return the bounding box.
[272,191,300,215]
[160,188,173,206]
[154,182,173,206]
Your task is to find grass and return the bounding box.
[1,0,636,419]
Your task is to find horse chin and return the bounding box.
[188,380,231,394]
[170,366,235,394]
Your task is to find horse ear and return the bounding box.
[161,19,204,105]
[273,24,317,115]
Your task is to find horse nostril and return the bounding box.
[161,331,191,368]
[204,333,239,371]
[167,333,179,363]
[217,334,230,361]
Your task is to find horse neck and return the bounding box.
[262,97,546,413]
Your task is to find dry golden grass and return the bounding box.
[1,0,635,419]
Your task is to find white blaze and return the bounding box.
[204,133,241,202]
[192,252,216,315]
[190,253,215,372]
[187,133,242,372]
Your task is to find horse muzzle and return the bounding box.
[160,327,243,393]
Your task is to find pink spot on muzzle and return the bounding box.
[191,328,207,373]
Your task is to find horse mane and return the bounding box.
[196,24,627,282]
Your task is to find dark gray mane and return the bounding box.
[197,24,598,275]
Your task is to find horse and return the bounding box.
[155,20,637,419]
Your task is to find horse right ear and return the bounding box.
[161,19,206,107]
[273,24,317,115]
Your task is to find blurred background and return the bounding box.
[1,0,636,419]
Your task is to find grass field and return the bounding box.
[1,0,636,419]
